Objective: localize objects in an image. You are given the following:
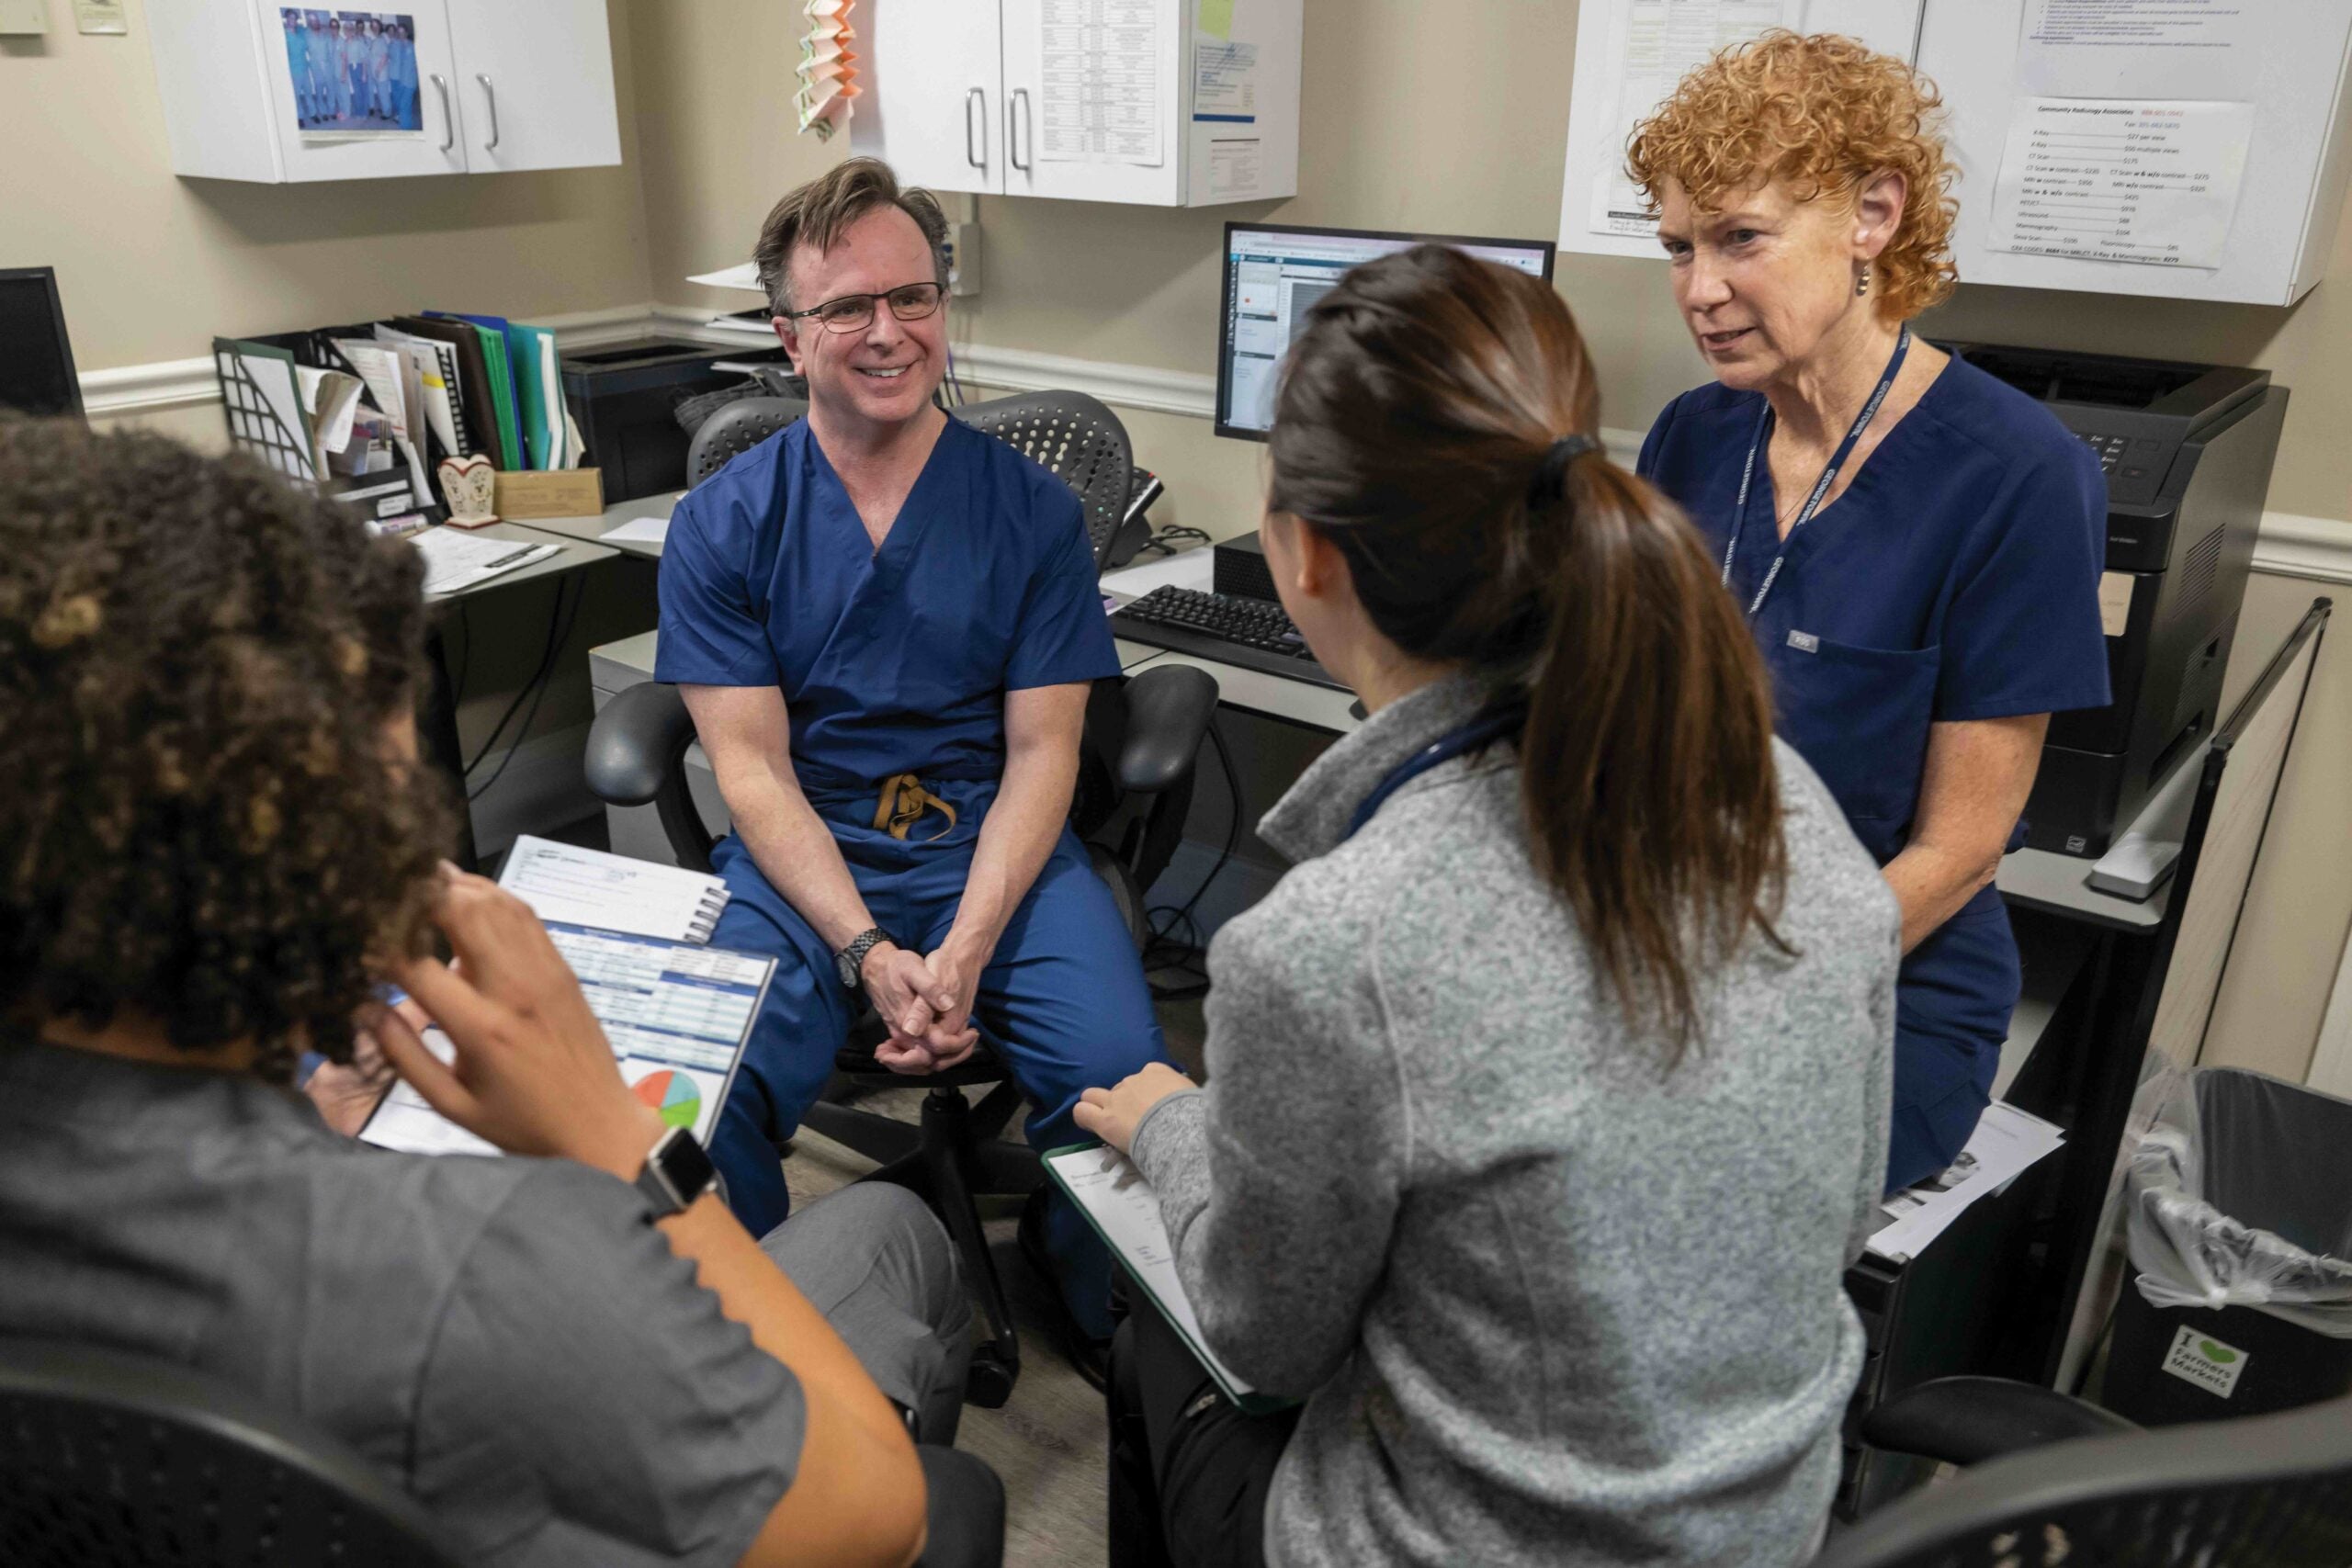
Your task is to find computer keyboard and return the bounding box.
[1108,586,1349,693]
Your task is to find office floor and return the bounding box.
[780,992,1209,1568]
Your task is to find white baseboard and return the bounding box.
[464,720,599,863]
[81,310,2352,581]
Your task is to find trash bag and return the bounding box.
[2125,1067,2352,1337]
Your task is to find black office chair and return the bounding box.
[0,1336,465,1568]
[1,1337,1008,1568]
[684,392,810,487]
[605,389,1216,1404]
[1818,1377,2352,1566]
[683,387,1150,569]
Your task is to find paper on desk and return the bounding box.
[602,515,672,547]
[1986,97,2254,270]
[1046,1145,1258,1401]
[498,834,728,943]
[411,528,558,596]
[688,261,767,293]
[333,340,434,508]
[1868,1102,2066,1264]
[297,366,366,479]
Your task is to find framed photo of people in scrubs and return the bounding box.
[280,8,422,137]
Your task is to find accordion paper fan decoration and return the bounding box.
[795,0,860,141]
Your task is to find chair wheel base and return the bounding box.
[965,1348,1017,1409]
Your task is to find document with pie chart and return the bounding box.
[363,923,774,1160]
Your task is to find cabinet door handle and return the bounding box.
[1011,87,1032,174]
[476,73,500,151]
[966,87,986,170]
[431,73,454,152]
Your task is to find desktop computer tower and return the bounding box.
[1947,344,2288,859]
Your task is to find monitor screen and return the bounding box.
[0,267,84,421]
[1215,224,1555,441]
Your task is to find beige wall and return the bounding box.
[0,0,655,375]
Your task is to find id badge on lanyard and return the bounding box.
[1722,324,1910,618]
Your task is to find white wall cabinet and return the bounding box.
[853,0,1299,208]
[146,0,620,183]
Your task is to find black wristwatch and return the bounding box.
[634,1125,718,1218]
[836,927,895,992]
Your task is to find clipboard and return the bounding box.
[1044,1141,1299,1417]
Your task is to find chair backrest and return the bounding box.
[1816,1391,2352,1568]
[953,389,1132,570]
[684,394,808,490]
[0,1337,465,1568]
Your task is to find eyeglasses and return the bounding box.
[785,282,945,334]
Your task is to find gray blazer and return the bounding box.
[1131,672,1898,1568]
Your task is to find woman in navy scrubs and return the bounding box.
[1630,32,2112,1190]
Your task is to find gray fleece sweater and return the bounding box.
[1129,673,1898,1568]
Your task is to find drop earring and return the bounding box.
[1855,265,1871,298]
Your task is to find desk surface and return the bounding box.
[425,521,615,601]
[514,495,678,560]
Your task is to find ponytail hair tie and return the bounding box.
[1530,433,1601,507]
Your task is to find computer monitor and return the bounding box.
[0,266,85,421]
[1214,223,1555,441]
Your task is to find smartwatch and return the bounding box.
[633,1125,718,1218]
[836,927,895,993]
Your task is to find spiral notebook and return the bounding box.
[498,836,729,944]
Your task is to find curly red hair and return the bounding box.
[1626,30,1959,320]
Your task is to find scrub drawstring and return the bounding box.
[873,773,959,842]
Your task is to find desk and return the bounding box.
[1101,547,1363,735]
[418,524,617,870]
[511,494,676,561]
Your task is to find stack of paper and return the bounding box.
[795,0,859,141]
[1868,1103,2067,1264]
[498,836,730,944]
[411,528,560,596]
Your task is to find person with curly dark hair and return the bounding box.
[0,420,991,1568]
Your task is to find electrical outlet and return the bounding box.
[945,221,981,298]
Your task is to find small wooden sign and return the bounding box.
[493,468,605,520]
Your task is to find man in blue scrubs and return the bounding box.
[656,158,1169,1348]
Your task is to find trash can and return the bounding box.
[2104,1067,2352,1426]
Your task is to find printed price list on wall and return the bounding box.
[1988,98,2255,269]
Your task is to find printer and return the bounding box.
[1945,343,2288,858]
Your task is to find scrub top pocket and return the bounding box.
[1770,637,1939,861]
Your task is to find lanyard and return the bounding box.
[1343,705,1526,841]
[1723,324,1911,617]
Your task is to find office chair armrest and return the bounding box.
[584,682,697,806]
[583,682,718,874]
[1117,663,1218,795]
[1860,1376,2139,1467]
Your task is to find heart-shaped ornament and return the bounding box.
[436,454,500,527]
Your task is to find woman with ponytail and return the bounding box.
[1075,246,1899,1568]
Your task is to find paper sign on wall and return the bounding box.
[1585,0,1796,239]
[1041,0,1163,166]
[1987,97,2254,269]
